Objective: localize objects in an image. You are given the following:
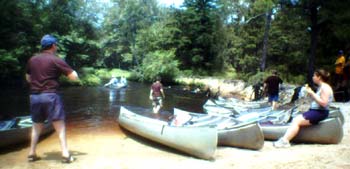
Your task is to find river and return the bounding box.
[0,81,208,129]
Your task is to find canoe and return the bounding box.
[0,116,54,148]
[205,98,345,125]
[328,106,345,125]
[235,108,294,124]
[109,82,127,89]
[261,117,343,144]
[203,99,271,117]
[203,99,236,117]
[204,98,287,121]
[233,105,344,144]
[173,108,264,150]
[215,97,269,110]
[228,97,270,108]
[118,106,217,160]
[203,99,344,144]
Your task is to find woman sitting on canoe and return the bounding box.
[274,69,334,148]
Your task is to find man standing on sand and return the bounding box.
[149,76,165,113]
[264,70,283,110]
[26,34,78,163]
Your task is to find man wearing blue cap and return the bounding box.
[25,34,78,163]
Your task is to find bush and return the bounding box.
[81,74,101,86]
[247,71,267,86]
[80,67,95,74]
[180,70,195,77]
[139,49,179,83]
[286,74,306,85]
[95,68,110,81]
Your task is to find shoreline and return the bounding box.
[0,102,349,169]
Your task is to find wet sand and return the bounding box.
[0,103,349,169]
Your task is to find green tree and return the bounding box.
[176,0,225,73]
[133,8,182,82]
[102,0,159,69]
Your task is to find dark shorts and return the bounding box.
[302,109,329,124]
[268,94,279,102]
[152,97,163,106]
[30,93,65,123]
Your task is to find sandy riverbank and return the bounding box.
[0,102,349,169]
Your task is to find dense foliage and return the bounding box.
[0,0,349,86]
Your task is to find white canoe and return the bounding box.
[118,106,217,160]
[261,117,343,144]
[173,108,264,150]
[109,82,127,89]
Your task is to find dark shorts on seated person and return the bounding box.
[30,93,66,123]
[302,109,329,125]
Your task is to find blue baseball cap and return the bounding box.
[41,34,57,48]
[338,50,343,55]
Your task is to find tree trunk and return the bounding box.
[307,4,319,86]
[260,9,272,72]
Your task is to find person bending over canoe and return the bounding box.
[149,76,165,113]
[104,75,119,87]
[26,34,78,163]
[273,69,334,148]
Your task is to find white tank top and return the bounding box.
[310,86,333,110]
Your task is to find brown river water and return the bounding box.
[0,81,207,151]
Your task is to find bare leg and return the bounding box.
[52,120,70,157]
[155,105,161,113]
[152,105,157,113]
[282,115,311,142]
[272,101,278,110]
[29,123,44,156]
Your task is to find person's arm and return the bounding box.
[149,89,153,100]
[263,82,267,92]
[306,85,332,108]
[105,80,112,86]
[67,70,79,81]
[25,73,31,83]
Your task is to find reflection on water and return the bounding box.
[0,82,208,131]
[109,87,126,103]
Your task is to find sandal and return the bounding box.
[61,155,75,164]
[28,155,41,162]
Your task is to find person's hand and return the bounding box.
[149,96,153,100]
[305,85,313,95]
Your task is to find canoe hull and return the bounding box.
[0,116,54,148]
[118,107,217,160]
[261,117,343,144]
[218,123,264,150]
